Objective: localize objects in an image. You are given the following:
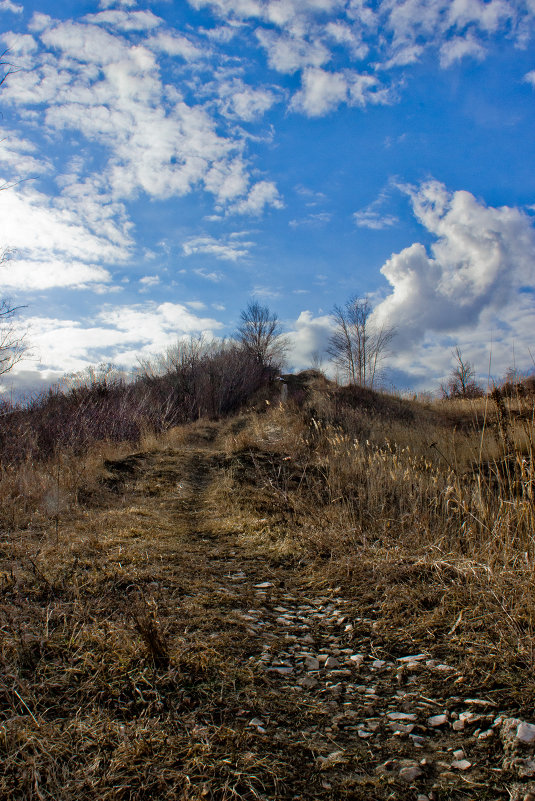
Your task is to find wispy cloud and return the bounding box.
[183,234,253,261]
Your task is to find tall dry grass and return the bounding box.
[219,379,535,684]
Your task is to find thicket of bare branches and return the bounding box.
[0,338,270,465]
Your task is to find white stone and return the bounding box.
[427,714,448,727]
[397,654,428,663]
[399,765,423,781]
[518,722,535,744]
[388,712,418,721]
[451,759,472,770]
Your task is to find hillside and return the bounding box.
[1,379,534,800]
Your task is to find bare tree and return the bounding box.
[0,62,28,378]
[442,346,482,399]
[0,297,27,377]
[0,49,15,88]
[237,301,288,369]
[327,295,394,388]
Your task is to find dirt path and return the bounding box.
[1,422,532,800]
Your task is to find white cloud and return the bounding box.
[286,310,333,370]
[0,18,282,215]
[230,180,283,214]
[292,67,390,116]
[524,70,535,86]
[189,0,534,91]
[289,212,331,227]
[183,234,253,261]
[354,210,398,229]
[0,183,132,266]
[0,0,22,13]
[354,189,399,229]
[0,128,52,177]
[373,181,535,354]
[216,79,277,121]
[84,10,164,31]
[439,34,486,68]
[16,300,222,377]
[194,267,224,282]
[292,67,347,116]
[0,259,112,290]
[139,274,160,286]
[99,0,138,8]
[147,31,204,60]
[256,29,330,74]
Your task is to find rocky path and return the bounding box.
[5,423,532,801]
[107,424,535,801]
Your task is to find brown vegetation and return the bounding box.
[0,369,534,799]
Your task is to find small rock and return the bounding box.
[451,759,472,770]
[298,675,319,689]
[316,751,347,770]
[518,722,535,744]
[305,656,320,671]
[389,722,415,734]
[410,735,427,747]
[478,729,493,740]
[254,582,273,589]
[266,666,293,675]
[349,654,364,665]
[324,656,340,669]
[399,765,423,782]
[372,659,386,669]
[452,719,464,731]
[397,654,428,663]
[452,749,465,759]
[427,713,448,727]
[388,712,418,722]
[464,698,496,707]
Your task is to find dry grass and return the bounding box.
[1,380,535,799]
[218,385,535,703]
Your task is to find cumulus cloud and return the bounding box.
[292,67,390,116]
[147,30,204,60]
[214,78,278,121]
[230,180,283,214]
[286,310,333,370]
[373,181,535,352]
[256,29,330,74]
[524,70,535,86]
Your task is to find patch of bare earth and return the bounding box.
[0,418,533,800]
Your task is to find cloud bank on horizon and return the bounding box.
[0,0,534,392]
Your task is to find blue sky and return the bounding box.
[0,0,534,392]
